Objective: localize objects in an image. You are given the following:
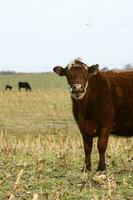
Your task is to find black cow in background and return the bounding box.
[18,81,32,91]
[5,85,13,91]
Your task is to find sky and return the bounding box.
[0,0,133,72]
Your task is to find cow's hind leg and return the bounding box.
[82,136,93,171]
[97,128,109,171]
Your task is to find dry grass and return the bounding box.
[0,75,132,199]
[0,90,74,134]
[0,131,132,199]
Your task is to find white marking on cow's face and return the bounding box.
[71,92,86,100]
[67,60,75,69]
[68,81,88,100]
[67,59,88,70]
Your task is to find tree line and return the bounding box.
[0,64,133,75]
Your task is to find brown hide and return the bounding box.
[53,61,133,171]
[106,71,133,136]
[72,71,133,137]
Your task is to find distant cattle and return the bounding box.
[5,85,12,91]
[18,81,32,91]
[53,59,133,171]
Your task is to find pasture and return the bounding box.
[0,73,132,200]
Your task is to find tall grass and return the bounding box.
[0,89,76,135]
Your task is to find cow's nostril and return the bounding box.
[73,84,83,91]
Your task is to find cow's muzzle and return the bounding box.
[69,82,88,100]
[72,84,84,93]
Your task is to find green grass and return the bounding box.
[0,133,132,200]
[0,73,132,200]
[0,73,67,91]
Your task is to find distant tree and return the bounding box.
[124,64,133,71]
[101,67,108,71]
[0,70,16,75]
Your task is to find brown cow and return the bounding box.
[53,59,133,171]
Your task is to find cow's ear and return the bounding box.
[88,64,99,76]
[53,66,67,76]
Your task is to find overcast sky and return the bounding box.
[0,0,133,72]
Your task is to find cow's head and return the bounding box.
[53,59,99,100]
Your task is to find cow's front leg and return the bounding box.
[97,127,109,171]
[82,136,93,171]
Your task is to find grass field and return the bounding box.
[0,73,67,91]
[0,73,132,200]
